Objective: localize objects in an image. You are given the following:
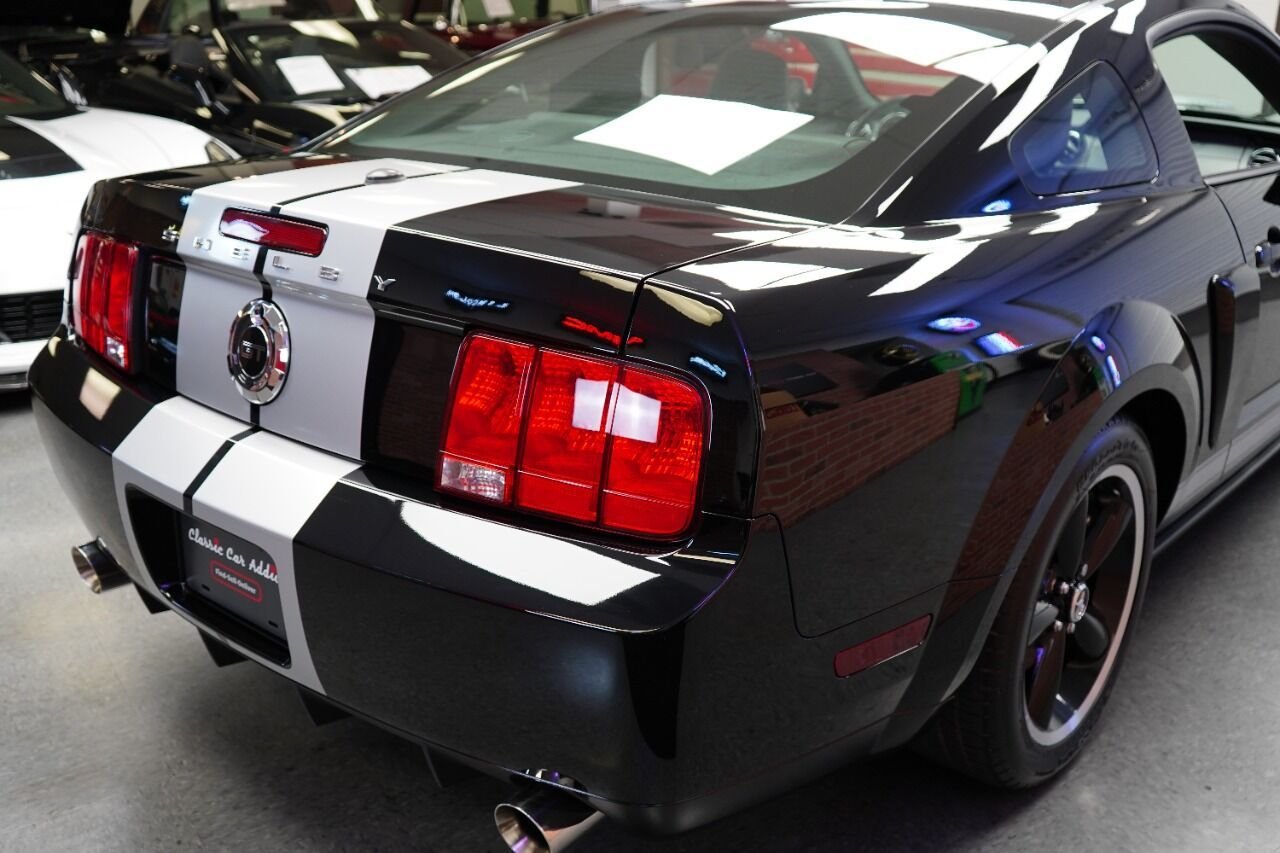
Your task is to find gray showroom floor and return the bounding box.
[4,390,1280,853]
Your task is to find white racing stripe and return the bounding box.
[254,170,578,461]
[110,398,357,694]
[268,169,580,300]
[110,399,299,668]
[175,269,261,423]
[173,159,579,462]
[103,163,584,693]
[189,431,360,694]
[173,158,465,424]
[185,157,465,214]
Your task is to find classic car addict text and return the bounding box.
[187,527,277,584]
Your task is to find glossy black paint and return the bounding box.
[31,0,1280,836]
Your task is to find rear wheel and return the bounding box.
[920,417,1155,786]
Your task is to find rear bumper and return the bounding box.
[29,329,986,832]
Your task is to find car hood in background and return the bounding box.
[0,170,91,296]
[0,107,221,295]
[6,107,219,178]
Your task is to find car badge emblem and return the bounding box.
[161,225,181,244]
[319,265,341,282]
[228,299,290,404]
[374,275,396,291]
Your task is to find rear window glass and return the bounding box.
[1010,62,1157,195]
[317,6,1044,219]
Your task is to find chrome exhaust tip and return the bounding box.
[72,540,128,594]
[495,785,603,853]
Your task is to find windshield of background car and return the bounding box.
[216,0,384,22]
[318,5,1049,220]
[455,0,586,26]
[0,52,67,116]
[224,20,467,102]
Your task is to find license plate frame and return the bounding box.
[179,516,286,642]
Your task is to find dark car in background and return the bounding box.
[394,0,586,53]
[29,0,1280,849]
[3,0,467,154]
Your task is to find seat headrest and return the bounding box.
[709,46,790,111]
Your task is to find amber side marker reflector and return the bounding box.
[834,615,932,678]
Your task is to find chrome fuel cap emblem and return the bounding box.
[228,299,290,404]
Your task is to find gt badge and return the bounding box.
[228,299,290,404]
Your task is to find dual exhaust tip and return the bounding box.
[71,539,603,851]
[495,784,603,853]
[72,540,129,594]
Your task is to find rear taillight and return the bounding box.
[219,208,327,257]
[72,232,140,372]
[438,333,706,538]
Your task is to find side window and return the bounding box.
[1010,62,1158,195]
[163,0,214,33]
[1153,31,1280,176]
[134,0,168,34]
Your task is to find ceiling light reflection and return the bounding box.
[399,502,658,606]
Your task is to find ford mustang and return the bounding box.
[0,47,234,391]
[28,0,1280,848]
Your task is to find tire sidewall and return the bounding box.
[996,417,1157,783]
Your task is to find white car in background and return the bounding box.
[0,48,235,390]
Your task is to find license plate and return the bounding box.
[181,516,285,641]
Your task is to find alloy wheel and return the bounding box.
[1023,463,1145,747]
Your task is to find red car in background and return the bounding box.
[396,0,586,52]
[660,30,956,110]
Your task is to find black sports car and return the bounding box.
[29,0,1280,847]
[4,0,468,155]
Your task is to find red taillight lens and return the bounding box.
[72,231,140,372]
[219,208,328,257]
[517,350,617,522]
[438,334,707,538]
[601,367,706,536]
[438,335,535,504]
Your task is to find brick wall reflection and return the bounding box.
[755,350,962,525]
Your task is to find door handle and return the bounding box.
[1254,226,1280,276]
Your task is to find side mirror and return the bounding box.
[168,34,210,83]
[167,34,229,115]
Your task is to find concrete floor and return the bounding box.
[4,390,1280,853]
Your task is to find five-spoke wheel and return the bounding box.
[1024,463,1144,746]
[919,417,1155,787]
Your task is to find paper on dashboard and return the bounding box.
[346,66,432,99]
[480,0,516,17]
[277,55,345,96]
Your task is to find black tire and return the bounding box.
[917,416,1156,787]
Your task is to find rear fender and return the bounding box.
[881,299,1203,741]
